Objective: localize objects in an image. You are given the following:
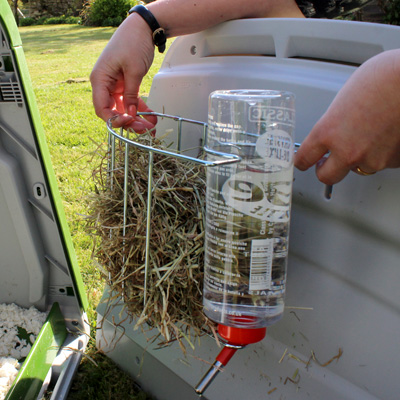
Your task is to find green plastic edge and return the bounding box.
[5,302,68,400]
[0,1,88,311]
[0,0,21,47]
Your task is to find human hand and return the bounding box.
[295,49,400,184]
[90,13,157,131]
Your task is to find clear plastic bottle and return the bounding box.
[203,90,295,329]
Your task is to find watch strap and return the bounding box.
[128,4,166,53]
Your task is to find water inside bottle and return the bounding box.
[203,90,295,329]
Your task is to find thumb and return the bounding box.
[127,104,138,118]
[120,40,154,116]
[121,71,142,117]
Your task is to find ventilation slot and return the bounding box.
[0,78,23,105]
[0,29,10,50]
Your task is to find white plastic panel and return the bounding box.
[0,144,46,303]
[98,18,400,400]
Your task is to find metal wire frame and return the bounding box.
[105,112,304,304]
[105,112,244,305]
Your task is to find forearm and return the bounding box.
[91,0,303,128]
[145,0,303,38]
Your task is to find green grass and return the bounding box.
[20,23,168,399]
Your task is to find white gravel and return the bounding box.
[0,303,47,400]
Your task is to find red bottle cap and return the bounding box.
[194,320,267,394]
[218,323,266,346]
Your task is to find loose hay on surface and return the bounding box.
[87,132,215,350]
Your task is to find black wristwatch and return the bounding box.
[128,4,167,53]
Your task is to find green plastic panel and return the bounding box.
[5,302,68,400]
[0,1,21,48]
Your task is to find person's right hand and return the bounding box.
[295,49,400,184]
[90,13,157,131]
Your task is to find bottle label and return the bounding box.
[249,238,273,291]
[248,105,295,126]
[255,129,293,169]
[221,170,291,222]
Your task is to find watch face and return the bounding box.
[153,28,166,51]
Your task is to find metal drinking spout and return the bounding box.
[194,324,267,395]
[195,346,238,395]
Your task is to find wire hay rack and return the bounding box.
[91,112,241,349]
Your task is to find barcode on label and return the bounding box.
[249,238,273,291]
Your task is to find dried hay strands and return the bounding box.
[87,132,215,350]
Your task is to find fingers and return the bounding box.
[90,70,142,129]
[119,69,142,117]
[314,155,351,185]
[90,69,157,132]
[294,140,328,172]
[137,98,158,126]
[295,130,379,185]
[90,13,155,130]
[294,120,353,185]
[123,101,157,134]
[296,147,353,185]
[90,70,119,121]
[294,122,330,172]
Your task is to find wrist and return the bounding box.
[128,4,167,53]
[119,12,154,52]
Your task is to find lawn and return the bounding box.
[20,23,168,399]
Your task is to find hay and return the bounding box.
[87,131,215,350]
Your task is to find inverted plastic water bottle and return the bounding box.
[196,90,295,394]
[204,89,295,329]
